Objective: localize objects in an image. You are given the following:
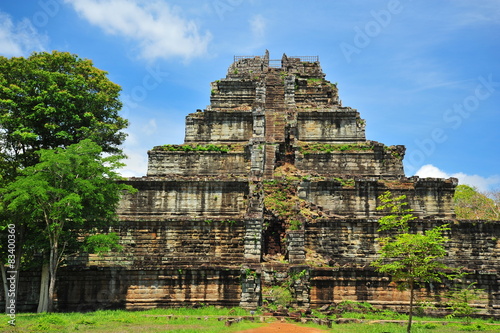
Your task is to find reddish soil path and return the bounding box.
[234,321,328,333]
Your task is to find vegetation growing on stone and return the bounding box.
[154,144,239,153]
[263,179,325,229]
[333,177,355,187]
[263,179,299,225]
[306,77,323,84]
[299,142,374,155]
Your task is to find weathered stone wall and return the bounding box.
[299,178,457,219]
[83,219,246,268]
[14,262,498,315]
[305,220,500,270]
[228,55,269,77]
[294,80,339,108]
[119,179,248,218]
[147,151,250,177]
[209,80,257,110]
[309,268,498,316]
[295,150,404,177]
[185,111,253,143]
[55,267,242,312]
[296,110,365,142]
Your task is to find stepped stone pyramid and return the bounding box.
[48,52,499,315]
[144,51,455,221]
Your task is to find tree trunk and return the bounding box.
[47,246,59,312]
[407,279,415,333]
[37,262,50,313]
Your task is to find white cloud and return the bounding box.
[119,130,148,177]
[250,14,266,39]
[65,0,212,61]
[120,147,148,177]
[416,165,449,179]
[416,164,500,192]
[0,11,47,57]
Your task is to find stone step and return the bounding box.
[263,145,276,178]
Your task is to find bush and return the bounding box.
[264,286,293,308]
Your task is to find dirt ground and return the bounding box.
[234,321,328,333]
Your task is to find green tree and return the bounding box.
[0,51,128,312]
[371,191,457,333]
[454,185,499,220]
[0,51,127,168]
[445,282,485,324]
[2,139,134,312]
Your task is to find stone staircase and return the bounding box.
[263,69,287,178]
[264,69,287,143]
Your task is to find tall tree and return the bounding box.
[371,191,458,333]
[2,139,134,312]
[0,51,127,172]
[0,51,128,312]
[454,185,499,220]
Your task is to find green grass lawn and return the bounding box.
[1,307,264,333]
[1,307,499,333]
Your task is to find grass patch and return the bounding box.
[2,307,263,333]
[3,307,499,333]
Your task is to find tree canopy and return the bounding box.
[0,51,127,175]
[453,185,499,220]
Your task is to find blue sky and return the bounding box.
[1,0,499,191]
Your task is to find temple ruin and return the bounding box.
[14,52,500,316]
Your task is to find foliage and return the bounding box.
[306,77,322,84]
[1,139,135,311]
[263,180,298,223]
[84,232,123,256]
[375,191,417,233]
[289,220,302,230]
[286,269,308,289]
[458,323,487,331]
[299,143,373,155]
[263,178,323,228]
[3,139,130,234]
[446,282,485,324]
[0,51,129,313]
[373,224,452,290]
[334,177,355,187]
[0,51,127,173]
[154,144,234,153]
[454,185,499,220]
[242,268,257,279]
[371,191,457,333]
[263,285,293,308]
